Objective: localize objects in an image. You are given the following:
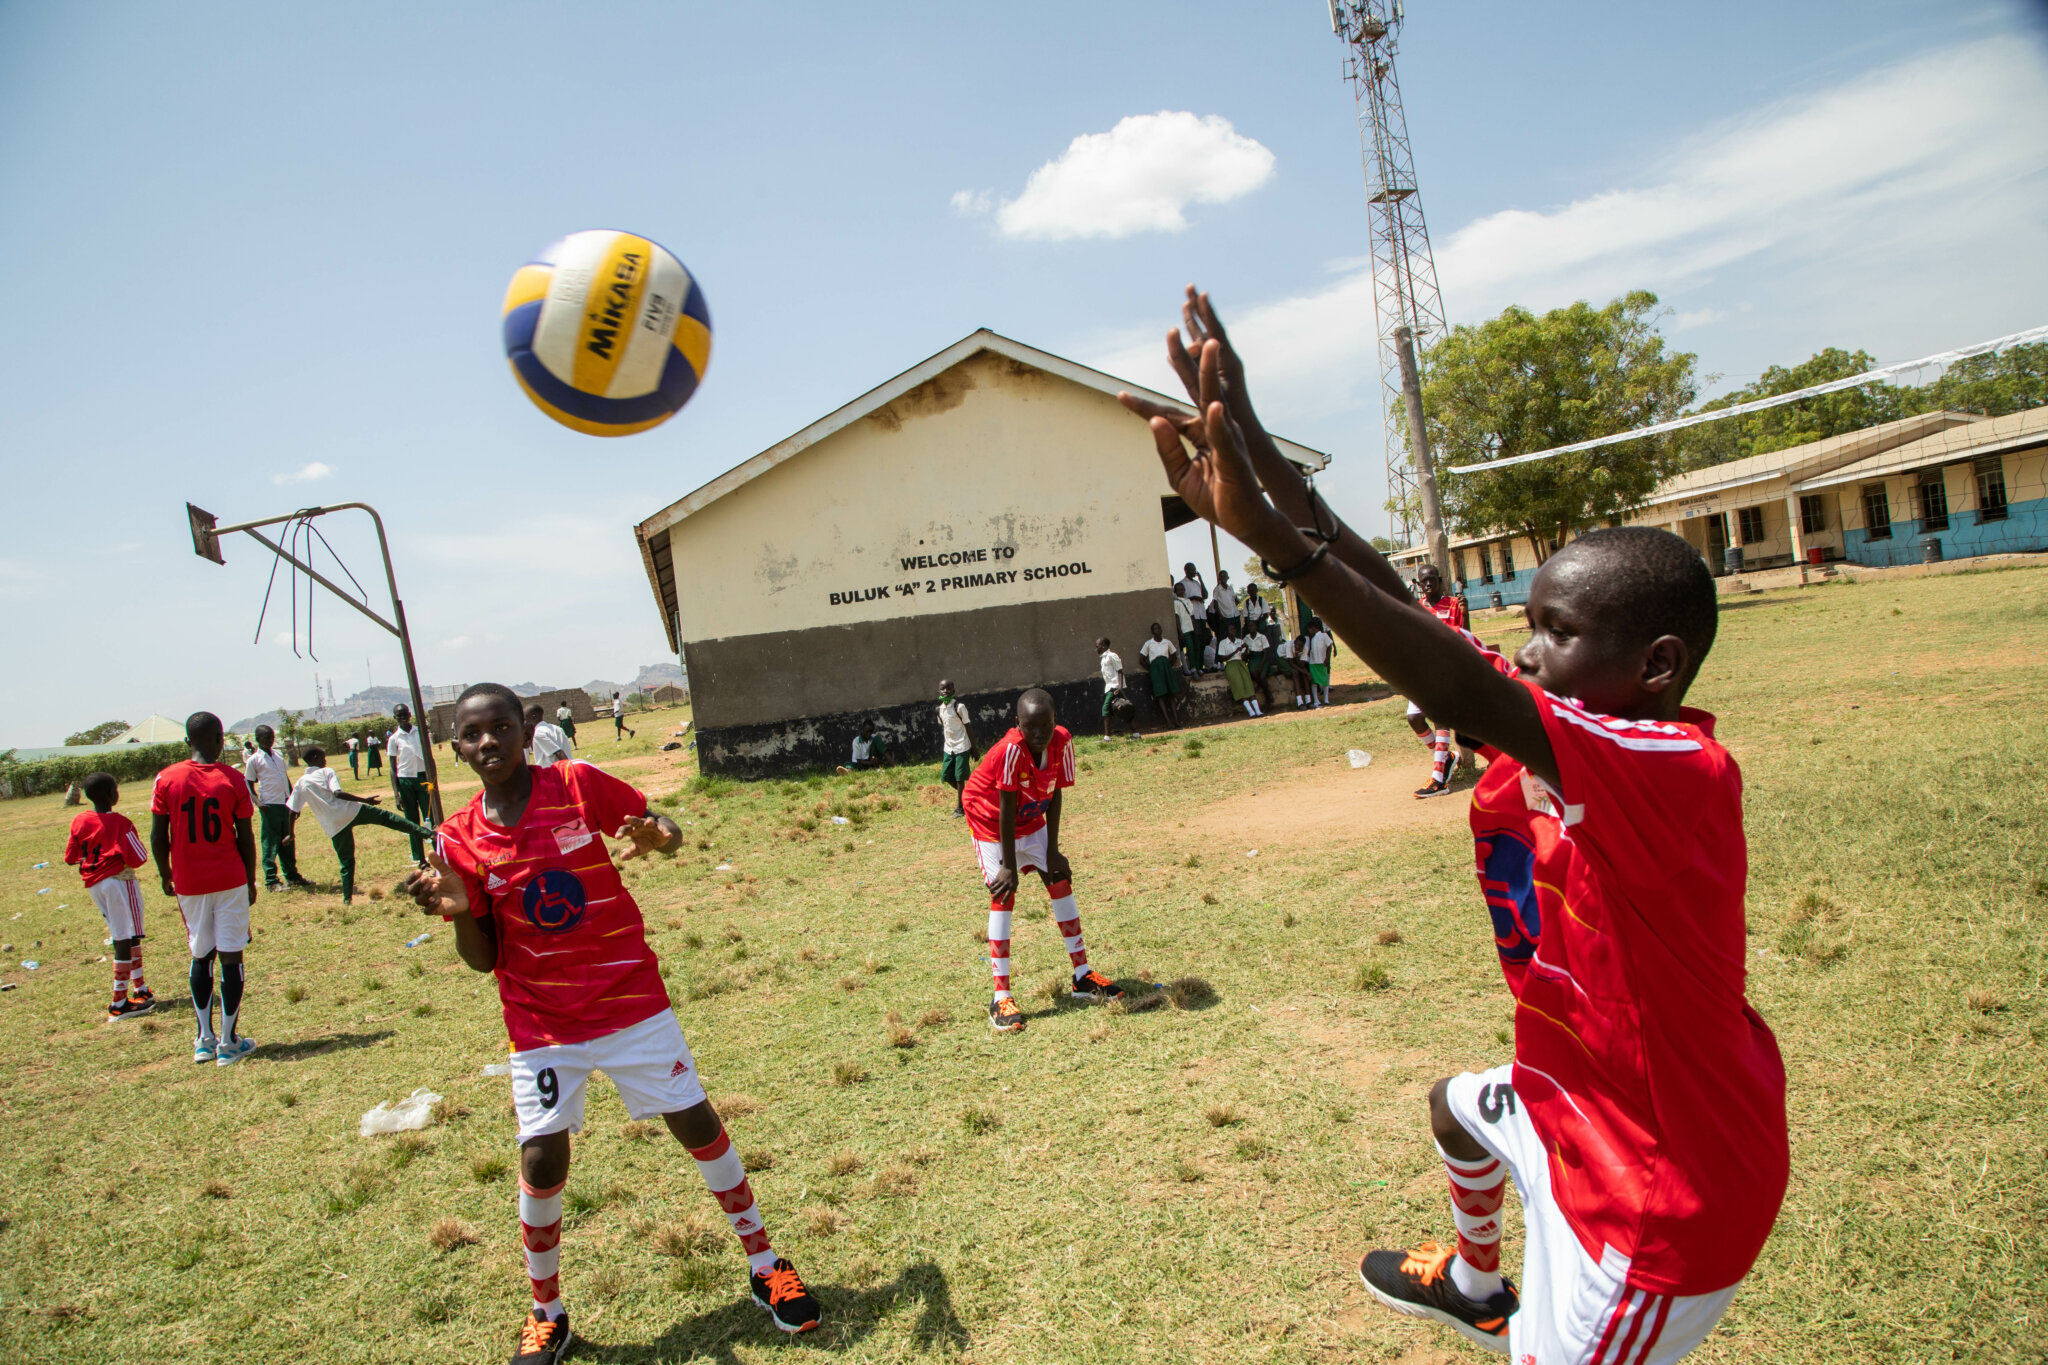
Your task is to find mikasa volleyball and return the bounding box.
[500,229,712,436]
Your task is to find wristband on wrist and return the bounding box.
[1264,535,1331,582]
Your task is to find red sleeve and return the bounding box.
[1055,730,1076,789]
[564,761,648,835]
[231,772,255,821]
[150,771,174,815]
[113,815,147,868]
[995,739,1024,793]
[63,818,84,866]
[1526,680,1731,882]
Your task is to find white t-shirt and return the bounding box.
[1099,651,1123,690]
[529,721,573,766]
[1176,575,1207,608]
[345,737,360,753]
[1276,638,1295,661]
[1245,633,1268,657]
[612,697,625,719]
[286,766,359,839]
[387,726,427,778]
[244,749,291,805]
[1138,637,1175,664]
[1172,596,1194,633]
[1216,636,1245,663]
[1308,630,1334,665]
[1213,585,1239,619]
[1245,596,1268,623]
[851,734,874,763]
[556,705,572,724]
[938,700,971,756]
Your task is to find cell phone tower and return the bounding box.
[1331,0,1451,573]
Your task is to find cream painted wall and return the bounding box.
[664,351,1176,646]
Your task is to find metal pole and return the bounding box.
[1394,325,1451,579]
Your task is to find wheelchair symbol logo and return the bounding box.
[523,869,587,933]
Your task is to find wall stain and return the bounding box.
[866,362,979,433]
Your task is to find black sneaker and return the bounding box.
[106,997,155,1022]
[1070,968,1125,1002]
[510,1308,573,1365]
[750,1257,822,1333]
[1413,780,1454,799]
[286,878,316,890]
[988,998,1027,1032]
[1359,1243,1516,1354]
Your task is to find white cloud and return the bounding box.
[1089,39,2048,421]
[273,461,335,485]
[1671,308,1728,331]
[979,111,1275,241]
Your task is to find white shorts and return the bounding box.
[176,886,250,957]
[508,1010,706,1143]
[972,825,1050,889]
[1444,1064,1740,1365]
[89,878,146,941]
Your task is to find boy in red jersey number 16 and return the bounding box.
[961,688,1124,1034]
[1121,290,1787,1364]
[149,712,260,1066]
[403,684,820,1365]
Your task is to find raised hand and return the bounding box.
[616,814,675,861]
[405,848,470,919]
[1123,341,1299,560]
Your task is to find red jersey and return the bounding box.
[1471,671,1786,1295]
[150,760,255,895]
[961,726,1075,844]
[435,760,670,1051]
[1421,591,1467,631]
[64,810,148,887]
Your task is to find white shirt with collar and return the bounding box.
[1215,635,1246,663]
[529,721,573,766]
[1307,630,1334,665]
[387,725,427,778]
[1213,584,1239,619]
[1099,650,1123,690]
[1138,636,1175,663]
[1176,574,1207,609]
[244,748,291,805]
[287,766,359,838]
[938,700,972,755]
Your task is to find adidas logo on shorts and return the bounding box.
[669,1059,689,1077]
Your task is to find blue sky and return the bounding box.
[4,1,2045,744]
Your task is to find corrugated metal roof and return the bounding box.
[1638,410,1977,506]
[1797,405,2048,491]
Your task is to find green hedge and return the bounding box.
[0,741,190,800]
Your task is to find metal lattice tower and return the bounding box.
[1332,0,1448,552]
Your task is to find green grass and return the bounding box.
[1,572,2045,1361]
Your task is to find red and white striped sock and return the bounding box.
[1046,879,1089,973]
[1439,1142,1507,1300]
[111,958,130,1007]
[987,898,1014,1001]
[519,1178,565,1319]
[128,944,146,993]
[1431,730,1454,785]
[689,1130,778,1273]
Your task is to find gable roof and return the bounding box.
[115,715,187,744]
[1636,410,1977,508]
[1797,403,2048,491]
[632,328,1332,649]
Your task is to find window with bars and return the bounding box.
[1800,494,1826,535]
[1862,484,1892,540]
[1499,539,1515,577]
[1917,476,1949,532]
[1976,454,2009,522]
[1478,543,1494,583]
[1736,505,1767,545]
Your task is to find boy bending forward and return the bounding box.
[1121,290,1786,1362]
[962,689,1123,1032]
[405,684,820,1364]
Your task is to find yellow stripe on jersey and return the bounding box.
[570,234,654,397]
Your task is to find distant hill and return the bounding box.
[231,665,681,732]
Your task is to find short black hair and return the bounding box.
[524,704,544,722]
[455,682,524,720]
[301,745,326,766]
[185,711,222,743]
[82,772,117,808]
[1551,527,1718,676]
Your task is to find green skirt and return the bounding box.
[1148,656,1185,697]
[1224,659,1256,702]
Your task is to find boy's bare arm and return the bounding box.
[150,814,173,895]
[990,790,1021,902]
[404,851,498,971]
[1135,339,1557,787]
[234,816,259,902]
[1042,789,1071,881]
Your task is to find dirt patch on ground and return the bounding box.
[1182,747,1473,849]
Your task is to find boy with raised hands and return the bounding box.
[403,683,819,1363]
[1120,291,1786,1363]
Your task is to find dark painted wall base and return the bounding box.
[696,678,1115,779]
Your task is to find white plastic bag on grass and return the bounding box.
[360,1087,443,1137]
[1348,749,1373,768]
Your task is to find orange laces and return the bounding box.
[763,1264,808,1304]
[520,1313,558,1352]
[1399,1242,1454,1285]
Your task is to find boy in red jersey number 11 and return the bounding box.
[1121,290,1787,1364]
[960,688,1124,1033]
[403,684,820,1365]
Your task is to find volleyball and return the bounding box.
[500,230,712,437]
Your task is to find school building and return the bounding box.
[1394,405,2048,605]
[632,330,1329,777]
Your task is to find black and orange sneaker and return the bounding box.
[988,998,1027,1033]
[1413,780,1454,799]
[509,1307,573,1365]
[1070,968,1125,1002]
[1359,1242,1517,1354]
[750,1257,822,1333]
[107,997,154,1022]
[129,986,155,1006]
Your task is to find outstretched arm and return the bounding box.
[1119,288,1416,605]
[1132,336,1557,788]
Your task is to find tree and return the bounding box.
[1920,341,2048,417]
[66,719,131,746]
[1673,348,1918,470]
[1426,291,1698,564]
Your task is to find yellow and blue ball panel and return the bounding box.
[501,229,712,437]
